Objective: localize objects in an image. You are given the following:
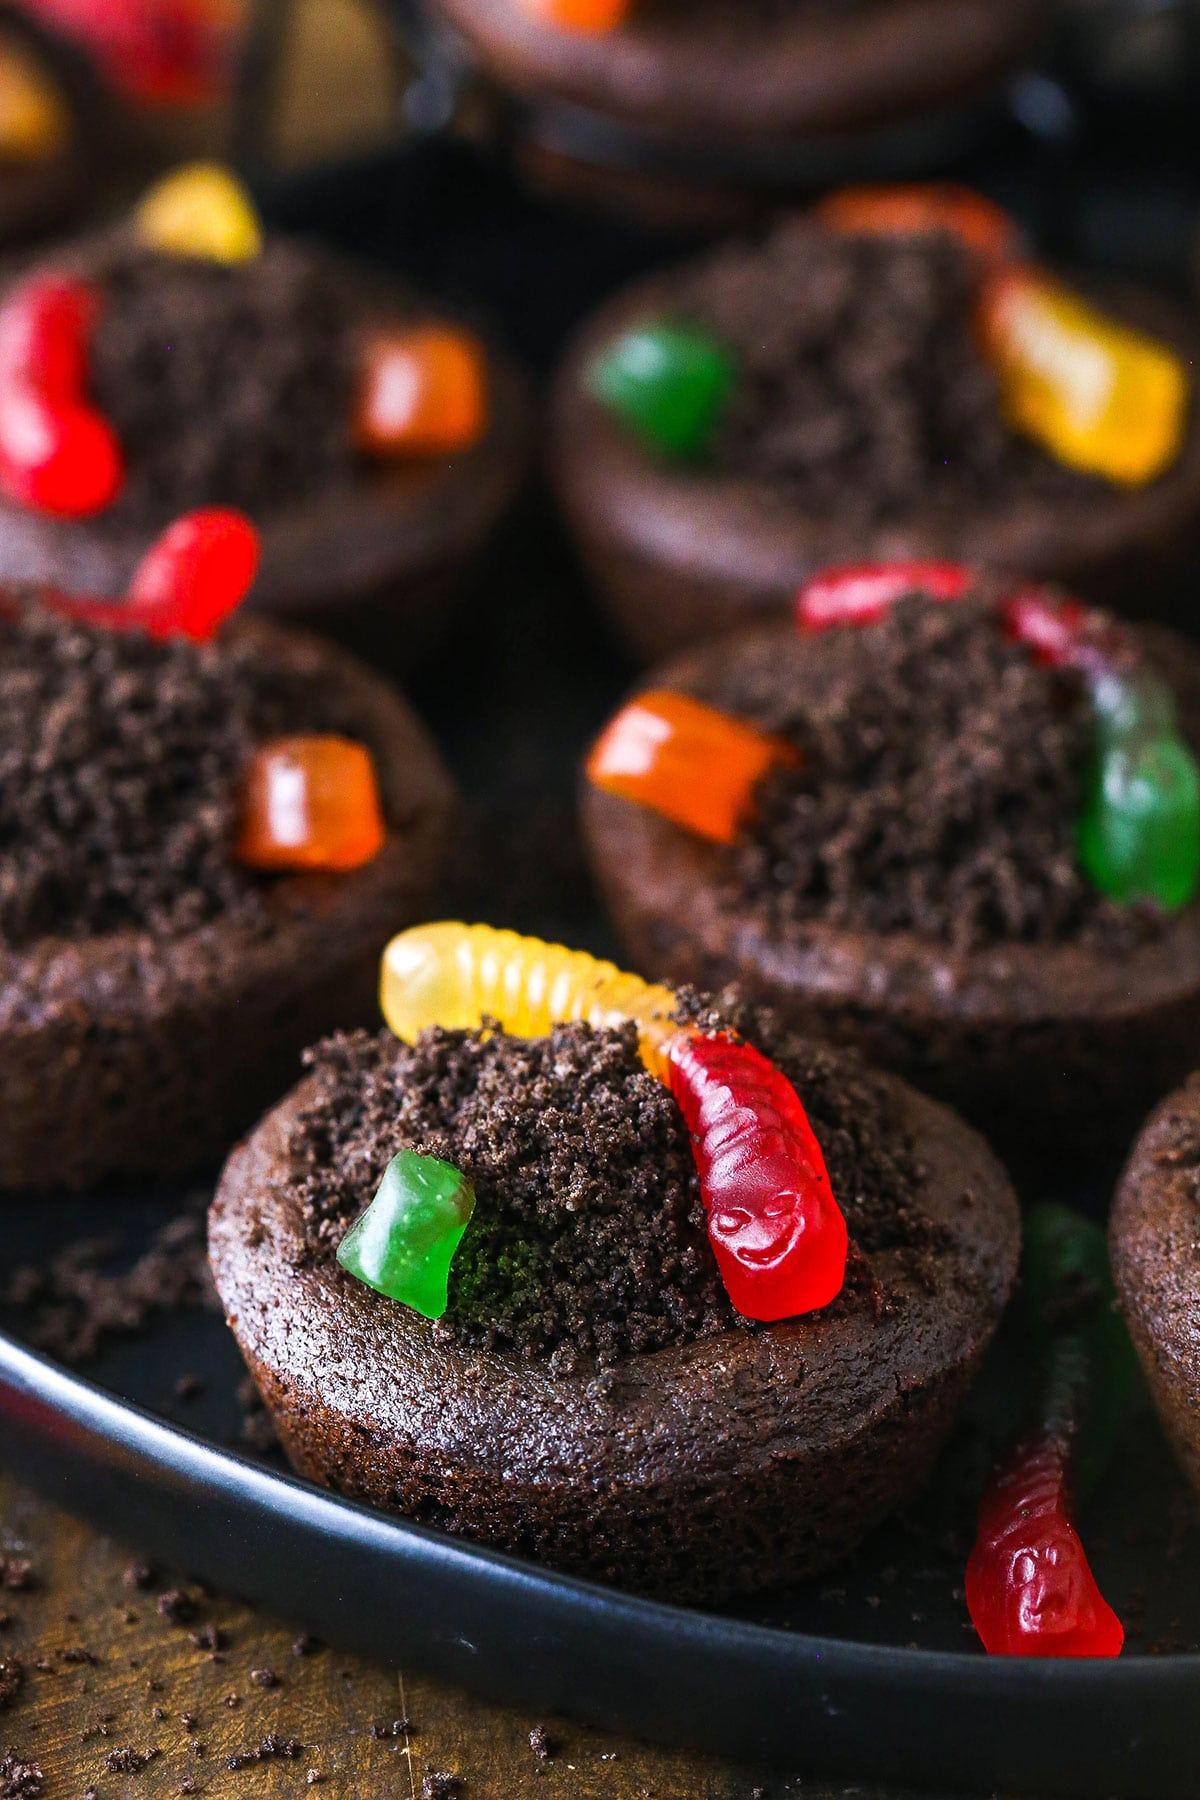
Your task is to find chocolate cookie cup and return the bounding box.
[0,612,454,1191]
[0,168,529,654]
[1111,1077,1200,1504]
[580,591,1200,1168]
[552,211,1200,662]
[427,0,1042,148]
[209,941,1019,1603]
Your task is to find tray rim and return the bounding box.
[3,1322,1200,1800]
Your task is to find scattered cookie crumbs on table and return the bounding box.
[225,1733,304,1770]
[529,1724,555,1762]
[157,1591,198,1626]
[102,1744,159,1773]
[0,1752,42,1799]
[421,1774,462,1800]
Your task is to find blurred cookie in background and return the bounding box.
[417,0,1049,226]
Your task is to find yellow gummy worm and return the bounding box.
[981,268,1187,488]
[135,162,263,265]
[380,922,680,1082]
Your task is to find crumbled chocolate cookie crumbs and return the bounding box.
[3,1209,215,1366]
[0,1566,31,1595]
[248,1667,278,1689]
[225,1733,303,1771]
[0,607,371,947]
[678,223,1099,521]
[293,1020,726,1362]
[0,607,260,944]
[0,1661,21,1711]
[290,998,930,1364]
[421,1774,461,1800]
[157,1590,197,1626]
[290,1634,318,1659]
[0,1753,42,1800]
[704,595,1168,953]
[102,1745,158,1774]
[89,243,357,529]
[236,1378,280,1454]
[123,1563,158,1593]
[528,1726,555,1763]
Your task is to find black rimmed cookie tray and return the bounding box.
[2,1199,1200,1800]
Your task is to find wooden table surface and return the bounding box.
[0,1472,962,1800]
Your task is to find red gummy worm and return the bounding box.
[0,276,97,398]
[35,510,260,642]
[0,274,123,517]
[998,586,1131,677]
[667,1032,848,1322]
[795,560,972,632]
[966,1433,1124,1658]
[125,508,261,640]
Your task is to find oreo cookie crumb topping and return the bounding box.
[0,608,368,947]
[707,595,1165,953]
[89,242,357,528]
[289,998,931,1367]
[676,222,1099,519]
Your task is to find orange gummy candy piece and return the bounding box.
[817,183,1019,265]
[0,40,70,160]
[354,326,488,458]
[236,735,386,873]
[521,0,631,30]
[586,690,797,845]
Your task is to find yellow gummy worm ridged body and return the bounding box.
[380,923,679,1082]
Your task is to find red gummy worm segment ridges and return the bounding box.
[965,1435,1124,1658]
[666,1032,848,1322]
